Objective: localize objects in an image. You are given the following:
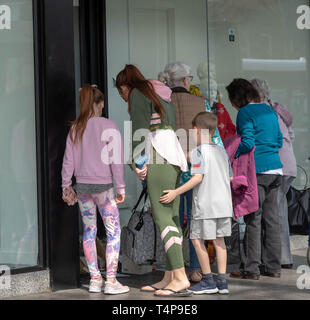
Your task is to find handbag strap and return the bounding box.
[129,185,148,230]
[132,185,148,213]
[297,165,309,190]
[138,190,148,220]
[146,220,157,265]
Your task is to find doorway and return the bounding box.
[73,0,109,288]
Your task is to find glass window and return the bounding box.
[106,0,209,225]
[106,0,310,226]
[0,0,38,269]
[207,0,310,188]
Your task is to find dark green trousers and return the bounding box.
[147,162,184,271]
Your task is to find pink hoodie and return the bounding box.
[149,79,172,102]
[61,117,125,194]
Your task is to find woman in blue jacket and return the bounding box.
[226,78,283,280]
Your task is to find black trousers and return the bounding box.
[243,174,282,275]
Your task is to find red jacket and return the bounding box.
[215,103,236,140]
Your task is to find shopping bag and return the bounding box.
[287,166,310,236]
[287,186,310,235]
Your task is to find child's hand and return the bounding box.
[62,186,77,206]
[160,190,177,204]
[115,194,125,204]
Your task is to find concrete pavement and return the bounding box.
[3,248,310,300]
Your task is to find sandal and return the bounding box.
[140,285,163,292]
[154,288,192,297]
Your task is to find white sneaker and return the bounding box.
[89,278,104,293]
[104,280,130,295]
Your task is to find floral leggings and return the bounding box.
[77,188,120,280]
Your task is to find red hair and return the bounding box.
[70,84,104,144]
[116,64,166,120]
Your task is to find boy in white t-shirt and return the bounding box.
[160,112,233,294]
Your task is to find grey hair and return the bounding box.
[250,78,271,100]
[158,62,192,88]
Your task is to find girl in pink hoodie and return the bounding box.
[61,84,129,295]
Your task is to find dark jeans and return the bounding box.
[243,174,282,275]
[179,189,201,271]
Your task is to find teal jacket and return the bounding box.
[236,103,283,173]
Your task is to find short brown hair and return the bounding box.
[192,112,218,135]
[226,78,260,108]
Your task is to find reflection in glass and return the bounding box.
[0,0,38,269]
[207,0,310,188]
[106,0,310,221]
[106,0,209,225]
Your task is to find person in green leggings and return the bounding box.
[116,65,190,297]
[147,154,183,271]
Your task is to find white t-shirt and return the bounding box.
[191,144,233,220]
[260,168,283,175]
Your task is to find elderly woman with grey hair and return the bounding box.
[158,62,205,283]
[251,78,297,269]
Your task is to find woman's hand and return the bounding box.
[134,165,148,181]
[115,194,126,204]
[160,190,178,204]
[62,186,77,206]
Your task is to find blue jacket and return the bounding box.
[236,103,283,173]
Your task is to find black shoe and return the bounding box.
[281,264,293,269]
[245,273,260,280]
[230,271,260,280]
[230,271,244,279]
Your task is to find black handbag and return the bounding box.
[225,220,246,265]
[287,166,310,236]
[120,186,166,265]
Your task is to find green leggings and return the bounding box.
[147,162,184,271]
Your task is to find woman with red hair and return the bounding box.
[116,65,191,297]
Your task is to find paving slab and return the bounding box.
[3,249,310,300]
